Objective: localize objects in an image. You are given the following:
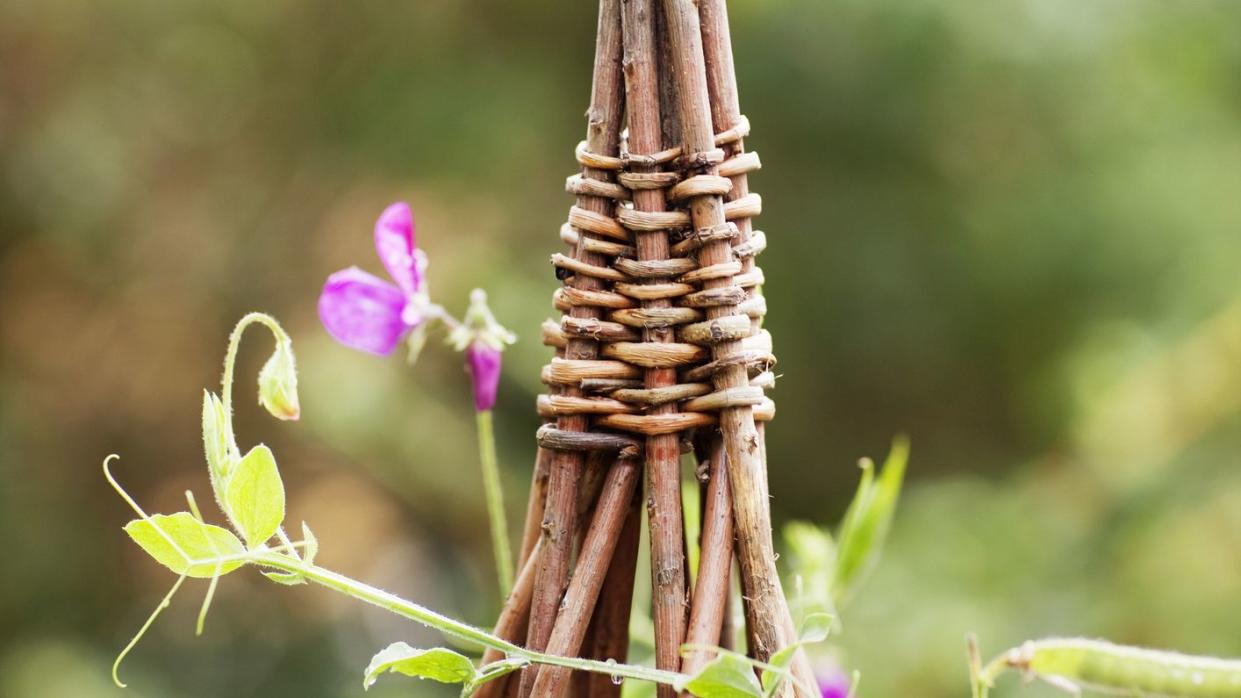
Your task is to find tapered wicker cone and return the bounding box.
[478,2,817,697]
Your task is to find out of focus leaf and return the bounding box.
[833,436,909,604]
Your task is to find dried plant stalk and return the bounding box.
[528,457,641,697]
[519,1,627,696]
[659,2,809,696]
[584,495,641,698]
[622,1,689,696]
[681,436,732,677]
[696,0,818,689]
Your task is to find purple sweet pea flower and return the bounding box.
[318,202,429,356]
[464,340,502,412]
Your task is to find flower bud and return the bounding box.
[450,289,515,412]
[258,337,300,420]
[465,341,502,412]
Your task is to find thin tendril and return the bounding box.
[186,490,226,636]
[103,455,193,566]
[112,574,188,688]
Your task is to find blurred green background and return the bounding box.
[4,0,1241,696]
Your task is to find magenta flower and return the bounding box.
[451,289,515,413]
[465,341,502,412]
[318,202,429,356]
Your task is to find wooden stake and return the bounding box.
[681,436,732,678]
[518,447,552,569]
[696,0,818,690]
[622,1,688,695]
[519,1,626,696]
[527,457,641,697]
[584,493,642,698]
[658,3,810,695]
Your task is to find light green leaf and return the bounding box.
[363,643,477,690]
[202,390,233,483]
[682,654,763,698]
[301,521,318,564]
[799,612,833,644]
[833,436,909,604]
[123,513,246,578]
[225,444,285,548]
[783,521,836,620]
[761,646,798,696]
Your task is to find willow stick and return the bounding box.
[520,3,627,695]
[622,2,689,696]
[477,455,612,698]
[585,493,642,698]
[518,448,552,569]
[681,436,732,679]
[696,1,817,690]
[659,3,808,696]
[528,457,641,697]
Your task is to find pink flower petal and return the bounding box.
[373,201,422,297]
[318,267,413,356]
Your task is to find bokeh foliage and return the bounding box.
[2,0,1241,696]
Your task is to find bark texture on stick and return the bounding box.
[681,436,732,678]
[584,494,641,698]
[622,1,688,695]
[520,2,626,697]
[528,457,640,697]
[696,0,817,689]
[659,3,809,696]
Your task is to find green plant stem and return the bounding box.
[221,312,287,441]
[252,552,685,688]
[476,409,513,596]
[219,312,301,560]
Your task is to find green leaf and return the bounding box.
[682,654,763,698]
[225,444,285,548]
[202,391,233,483]
[761,646,798,696]
[799,612,833,644]
[123,513,246,578]
[833,436,909,604]
[783,521,836,620]
[363,643,477,690]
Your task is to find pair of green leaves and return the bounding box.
[202,388,288,549]
[124,443,287,580]
[126,408,289,586]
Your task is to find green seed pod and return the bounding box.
[1000,638,1241,697]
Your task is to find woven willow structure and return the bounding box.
[481,2,815,697]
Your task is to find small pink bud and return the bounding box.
[465,341,502,412]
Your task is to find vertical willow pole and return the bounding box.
[659,2,812,695]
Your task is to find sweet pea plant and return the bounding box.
[107,203,905,697]
[107,203,1240,697]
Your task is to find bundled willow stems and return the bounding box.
[480,1,815,696]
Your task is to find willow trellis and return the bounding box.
[480,2,816,697]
